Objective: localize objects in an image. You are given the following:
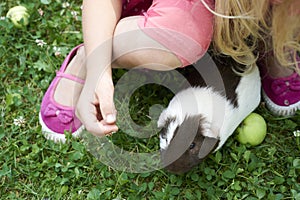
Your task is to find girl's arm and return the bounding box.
[82,0,121,60]
[76,0,122,136]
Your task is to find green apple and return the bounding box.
[236,113,267,146]
[6,6,30,28]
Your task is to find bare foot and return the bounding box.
[54,46,87,107]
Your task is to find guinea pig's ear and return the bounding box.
[198,137,219,159]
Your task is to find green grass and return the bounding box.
[1,0,300,199]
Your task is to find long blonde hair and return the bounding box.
[271,0,300,70]
[212,0,269,69]
[211,0,299,72]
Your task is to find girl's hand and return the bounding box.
[76,71,118,137]
[79,0,121,136]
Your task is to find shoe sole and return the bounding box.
[38,112,84,143]
[262,90,300,116]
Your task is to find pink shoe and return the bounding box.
[39,44,85,142]
[259,53,300,116]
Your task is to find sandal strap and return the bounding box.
[56,71,85,84]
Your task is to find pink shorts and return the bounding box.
[122,0,214,67]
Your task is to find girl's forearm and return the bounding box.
[82,0,122,75]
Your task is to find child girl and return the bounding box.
[39,0,270,142]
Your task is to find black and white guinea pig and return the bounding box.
[157,53,261,174]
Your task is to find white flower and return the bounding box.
[0,16,5,20]
[35,39,47,47]
[55,52,61,57]
[14,116,26,127]
[71,10,78,16]
[70,10,79,20]
[62,2,70,8]
[1,108,4,118]
[293,130,300,137]
[38,8,44,16]
[53,46,61,57]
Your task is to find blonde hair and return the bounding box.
[212,0,269,70]
[271,0,300,70]
[210,0,300,72]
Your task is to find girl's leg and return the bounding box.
[53,14,189,110]
[54,16,183,109]
[111,16,182,70]
[54,46,86,107]
[263,50,295,78]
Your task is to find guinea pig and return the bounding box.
[158,53,261,174]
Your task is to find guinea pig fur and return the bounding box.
[158,54,261,174]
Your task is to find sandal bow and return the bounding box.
[44,103,73,124]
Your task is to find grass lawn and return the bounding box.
[1,0,300,199]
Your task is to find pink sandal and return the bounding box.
[39,44,85,142]
[259,52,300,116]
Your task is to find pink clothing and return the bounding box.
[121,0,153,18]
[121,0,214,67]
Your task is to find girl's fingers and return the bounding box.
[77,101,118,137]
[95,73,117,125]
